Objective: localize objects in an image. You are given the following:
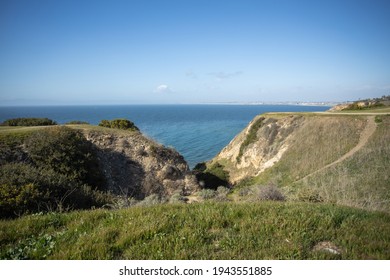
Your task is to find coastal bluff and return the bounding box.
[79,125,200,199]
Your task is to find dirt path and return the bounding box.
[296,116,377,183]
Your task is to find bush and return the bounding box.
[65,120,90,125]
[375,116,383,123]
[1,118,57,126]
[25,126,105,189]
[214,186,231,201]
[107,196,139,209]
[98,119,139,131]
[0,183,44,217]
[257,185,285,201]
[169,191,188,204]
[199,189,216,200]
[0,163,111,218]
[138,194,166,206]
[296,188,324,203]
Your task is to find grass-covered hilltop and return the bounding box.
[1,97,390,260]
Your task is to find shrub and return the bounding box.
[374,116,383,123]
[0,183,44,217]
[0,163,111,218]
[296,187,324,203]
[214,186,231,201]
[65,120,90,125]
[199,189,216,200]
[257,185,285,201]
[106,196,139,209]
[138,194,166,206]
[98,119,139,131]
[24,126,105,189]
[169,191,188,204]
[1,118,57,126]
[0,134,28,165]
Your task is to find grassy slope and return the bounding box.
[233,114,389,212]
[298,115,390,212]
[1,202,390,260]
[1,117,389,260]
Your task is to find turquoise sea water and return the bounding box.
[0,105,329,168]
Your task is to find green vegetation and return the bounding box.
[374,115,383,123]
[343,102,384,111]
[1,110,389,260]
[0,126,110,218]
[1,202,389,259]
[341,95,390,111]
[238,116,365,187]
[231,114,390,213]
[99,119,139,131]
[25,126,105,189]
[65,120,90,125]
[237,117,265,162]
[199,186,230,201]
[1,118,57,126]
[293,115,390,212]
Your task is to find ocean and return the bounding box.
[0,104,329,168]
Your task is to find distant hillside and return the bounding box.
[208,113,390,212]
[329,95,390,111]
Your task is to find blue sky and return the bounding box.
[1,0,389,105]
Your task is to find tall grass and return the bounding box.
[240,115,365,187]
[293,116,390,212]
[1,202,389,260]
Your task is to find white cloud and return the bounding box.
[154,84,172,93]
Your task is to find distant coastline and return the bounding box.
[0,101,338,107]
[195,101,338,107]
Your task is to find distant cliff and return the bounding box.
[209,113,390,212]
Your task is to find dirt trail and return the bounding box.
[296,116,377,182]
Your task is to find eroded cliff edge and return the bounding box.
[79,126,199,199]
[208,113,389,212]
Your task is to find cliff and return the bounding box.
[209,113,390,212]
[211,114,304,183]
[78,125,199,199]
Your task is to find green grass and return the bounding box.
[1,202,390,260]
[292,115,390,212]
[238,115,365,187]
[236,116,265,162]
[0,126,47,144]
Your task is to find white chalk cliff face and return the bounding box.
[212,115,304,183]
[82,128,199,199]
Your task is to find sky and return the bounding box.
[0,0,390,105]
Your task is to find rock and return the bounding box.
[82,128,200,199]
[212,115,304,183]
[158,165,182,181]
[313,241,342,255]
